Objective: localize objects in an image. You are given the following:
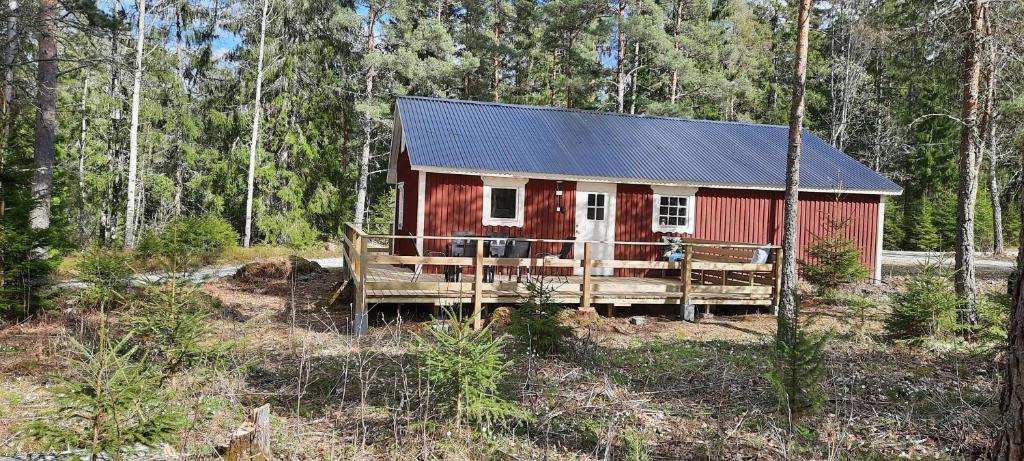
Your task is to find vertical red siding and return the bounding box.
[420,173,576,258]
[394,150,419,256]
[403,172,882,278]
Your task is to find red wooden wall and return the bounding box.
[393,151,419,256]
[393,166,882,278]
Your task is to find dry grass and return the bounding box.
[0,268,1005,460]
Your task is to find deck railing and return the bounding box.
[341,222,782,334]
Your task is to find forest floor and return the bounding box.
[0,259,1009,460]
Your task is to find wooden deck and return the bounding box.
[362,264,775,306]
[340,224,781,333]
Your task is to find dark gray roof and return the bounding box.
[396,96,902,194]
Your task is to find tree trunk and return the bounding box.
[953,0,985,325]
[991,132,1024,460]
[353,3,377,227]
[2,0,15,114]
[123,0,146,249]
[1,0,17,217]
[29,0,58,231]
[982,12,1003,255]
[243,0,270,247]
[100,5,122,243]
[628,41,639,115]
[776,0,812,345]
[490,0,501,101]
[77,72,90,246]
[669,0,681,105]
[173,8,186,216]
[614,0,627,113]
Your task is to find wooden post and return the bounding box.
[681,244,694,321]
[354,235,368,335]
[225,404,272,461]
[473,239,484,329]
[772,248,783,315]
[581,242,593,311]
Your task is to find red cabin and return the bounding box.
[386,97,901,282]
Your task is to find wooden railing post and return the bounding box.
[580,242,593,311]
[771,248,783,315]
[473,239,484,329]
[353,234,368,335]
[681,244,694,322]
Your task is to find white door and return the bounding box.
[574,182,616,276]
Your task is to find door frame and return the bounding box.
[574,182,617,276]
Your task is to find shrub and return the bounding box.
[884,264,961,342]
[76,246,134,308]
[826,292,879,337]
[417,306,520,428]
[620,430,653,461]
[800,216,869,295]
[0,223,53,318]
[137,214,239,263]
[976,293,1010,343]
[508,282,573,356]
[768,316,827,425]
[26,310,185,456]
[125,275,225,377]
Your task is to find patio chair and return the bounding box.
[502,239,532,282]
[537,238,574,283]
[484,232,510,282]
[446,231,475,282]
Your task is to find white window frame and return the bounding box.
[396,182,405,230]
[651,185,697,234]
[482,176,527,227]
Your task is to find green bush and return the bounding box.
[768,320,827,424]
[27,312,185,456]
[884,264,961,342]
[976,293,1010,343]
[508,282,573,356]
[126,275,226,377]
[417,306,520,428]
[137,215,239,263]
[620,429,653,461]
[0,223,53,318]
[800,217,869,295]
[76,247,134,307]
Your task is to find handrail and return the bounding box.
[342,222,779,250]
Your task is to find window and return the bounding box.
[657,195,687,227]
[482,176,527,227]
[585,193,606,221]
[396,182,405,230]
[651,185,697,233]
[490,188,517,219]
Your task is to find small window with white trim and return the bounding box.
[585,193,606,221]
[482,176,527,227]
[396,182,405,230]
[657,195,687,227]
[651,185,697,233]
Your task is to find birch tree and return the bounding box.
[29,0,58,231]
[242,0,270,247]
[982,10,1003,254]
[123,0,147,249]
[953,0,986,324]
[353,1,381,228]
[777,0,812,345]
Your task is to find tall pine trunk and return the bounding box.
[992,124,1024,460]
[100,6,121,243]
[777,0,812,345]
[614,0,626,113]
[1,0,17,217]
[123,0,146,249]
[353,4,377,227]
[953,0,985,324]
[243,0,269,247]
[29,0,58,231]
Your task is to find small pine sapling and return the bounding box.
[768,312,827,428]
[509,281,573,356]
[417,306,521,429]
[799,214,869,296]
[76,246,134,308]
[26,304,185,459]
[884,263,961,343]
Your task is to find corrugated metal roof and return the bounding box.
[396,96,903,194]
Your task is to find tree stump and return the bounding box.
[225,404,272,461]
